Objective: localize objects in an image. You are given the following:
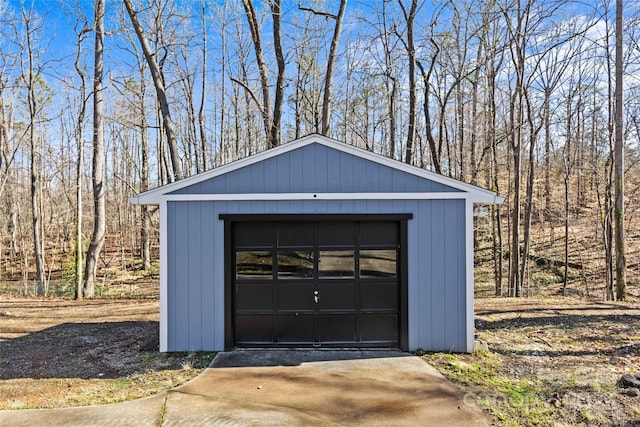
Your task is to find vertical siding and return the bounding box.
[430,201,446,349]
[200,202,216,349]
[166,198,467,352]
[170,143,463,194]
[187,203,202,350]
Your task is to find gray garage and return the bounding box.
[130,134,502,353]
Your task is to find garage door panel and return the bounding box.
[276,315,315,343]
[359,314,398,342]
[234,223,273,248]
[277,283,316,311]
[318,315,356,342]
[360,282,398,310]
[277,222,314,247]
[359,222,398,246]
[235,315,273,343]
[235,283,273,310]
[317,282,356,310]
[318,222,355,246]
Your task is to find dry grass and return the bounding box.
[0,297,214,409]
[426,297,640,426]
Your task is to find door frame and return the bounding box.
[221,213,411,351]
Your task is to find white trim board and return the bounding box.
[465,200,475,353]
[159,200,168,352]
[130,192,503,204]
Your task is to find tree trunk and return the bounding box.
[73,22,90,299]
[198,0,208,170]
[563,174,569,295]
[139,65,151,270]
[399,0,417,164]
[320,0,347,136]
[23,7,46,296]
[416,49,441,173]
[240,0,271,144]
[544,88,552,221]
[487,61,503,296]
[270,0,284,148]
[521,93,540,296]
[83,0,106,298]
[614,0,626,300]
[124,0,182,181]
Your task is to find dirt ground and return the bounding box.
[425,297,640,426]
[1,295,640,426]
[0,297,214,409]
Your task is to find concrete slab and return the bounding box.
[0,393,165,427]
[164,350,491,426]
[0,350,492,426]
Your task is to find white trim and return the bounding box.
[131,134,502,205]
[465,200,475,353]
[159,200,168,352]
[131,192,501,204]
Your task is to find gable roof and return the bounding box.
[130,134,503,205]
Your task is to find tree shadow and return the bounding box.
[476,303,632,317]
[0,321,159,380]
[476,313,638,331]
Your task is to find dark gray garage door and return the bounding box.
[230,219,404,348]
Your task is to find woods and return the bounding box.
[0,0,637,300]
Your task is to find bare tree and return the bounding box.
[299,0,348,136]
[123,0,183,180]
[614,0,626,300]
[198,0,209,171]
[270,0,285,147]
[83,0,105,298]
[238,0,286,148]
[69,4,93,299]
[322,0,347,136]
[239,0,272,146]
[17,4,47,296]
[398,0,417,164]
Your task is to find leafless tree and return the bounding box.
[83,0,105,298]
[123,0,183,181]
[614,0,626,300]
[17,4,48,296]
[68,2,93,299]
[397,0,417,164]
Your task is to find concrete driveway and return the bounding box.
[0,350,491,426]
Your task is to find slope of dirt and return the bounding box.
[426,297,640,426]
[0,297,214,409]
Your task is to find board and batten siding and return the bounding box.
[169,143,462,195]
[165,198,467,352]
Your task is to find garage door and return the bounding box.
[230,219,405,348]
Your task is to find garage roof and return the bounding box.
[130,134,503,205]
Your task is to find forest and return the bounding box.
[0,0,637,300]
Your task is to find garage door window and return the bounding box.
[277,251,314,278]
[236,251,272,279]
[318,250,355,278]
[360,249,396,278]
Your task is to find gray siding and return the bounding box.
[166,198,467,352]
[170,143,462,195]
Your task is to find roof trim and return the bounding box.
[130,191,503,204]
[132,134,503,205]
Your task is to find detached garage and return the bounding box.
[130,134,502,353]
